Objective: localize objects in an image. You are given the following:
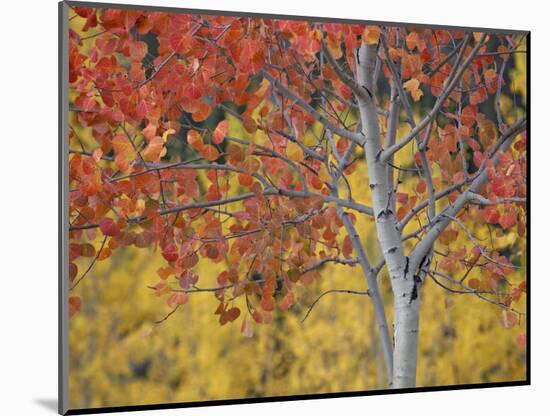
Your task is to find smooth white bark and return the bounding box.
[354,43,419,388]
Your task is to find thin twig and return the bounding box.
[154,304,182,324]
[70,236,108,290]
[301,289,370,323]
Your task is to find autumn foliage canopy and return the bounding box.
[67,6,527,349]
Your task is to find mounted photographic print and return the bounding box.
[59,1,530,414]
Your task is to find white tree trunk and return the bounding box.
[355,43,420,388]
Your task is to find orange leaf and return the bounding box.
[461,105,477,128]
[406,32,419,50]
[167,292,189,307]
[343,235,353,259]
[142,136,166,161]
[111,134,135,172]
[69,296,82,317]
[362,26,381,45]
[200,144,220,161]
[403,78,423,102]
[238,173,254,187]
[192,102,211,122]
[187,130,204,150]
[154,281,171,297]
[228,143,246,164]
[261,295,276,311]
[242,114,257,134]
[157,266,175,279]
[213,120,229,144]
[467,278,480,290]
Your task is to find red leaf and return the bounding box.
[220,307,240,325]
[69,243,81,261]
[396,192,409,204]
[81,157,95,175]
[467,278,480,290]
[500,311,517,329]
[69,263,78,282]
[516,333,526,348]
[461,105,477,127]
[205,244,219,259]
[69,296,82,317]
[261,295,276,311]
[416,180,426,194]
[162,243,179,262]
[481,207,500,224]
[280,292,295,311]
[99,218,120,237]
[226,307,241,322]
[499,212,517,229]
[167,292,189,307]
[129,41,148,61]
[184,84,203,100]
[179,270,199,289]
[511,287,523,302]
[492,178,508,197]
[136,100,148,118]
[342,235,353,259]
[135,232,153,248]
[242,114,257,133]
[169,32,189,53]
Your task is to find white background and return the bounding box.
[0,0,546,414]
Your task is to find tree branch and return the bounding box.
[428,270,525,316]
[261,69,365,145]
[381,33,484,162]
[70,236,108,290]
[409,117,526,272]
[321,39,368,101]
[380,31,436,220]
[301,288,370,323]
[70,187,374,232]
